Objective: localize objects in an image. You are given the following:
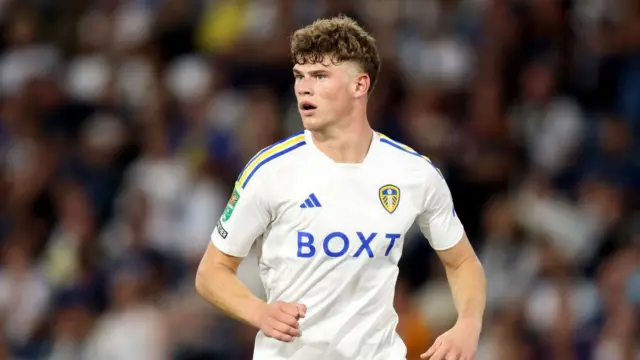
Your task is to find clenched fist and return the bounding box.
[258,301,307,342]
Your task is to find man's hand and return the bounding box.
[420,320,480,360]
[258,301,307,342]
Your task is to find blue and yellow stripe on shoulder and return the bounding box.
[237,132,306,189]
[377,132,444,178]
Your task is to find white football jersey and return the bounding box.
[211,130,465,360]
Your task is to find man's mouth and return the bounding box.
[299,102,317,111]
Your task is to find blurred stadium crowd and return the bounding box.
[0,0,638,359]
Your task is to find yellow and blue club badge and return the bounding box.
[379,185,400,214]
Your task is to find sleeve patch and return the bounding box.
[221,185,241,222]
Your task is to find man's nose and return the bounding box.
[296,79,313,96]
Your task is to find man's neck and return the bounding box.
[310,118,373,164]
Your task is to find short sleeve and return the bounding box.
[211,177,271,258]
[416,166,465,251]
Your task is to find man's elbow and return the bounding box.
[194,260,220,298]
[194,264,210,298]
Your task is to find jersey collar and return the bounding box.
[304,129,379,168]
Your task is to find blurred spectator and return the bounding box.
[0,229,50,352]
[509,57,585,178]
[83,254,169,360]
[394,279,432,360]
[47,287,95,360]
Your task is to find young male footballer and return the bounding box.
[196,15,486,360]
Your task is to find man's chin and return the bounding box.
[301,117,326,131]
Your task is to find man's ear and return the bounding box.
[353,73,370,98]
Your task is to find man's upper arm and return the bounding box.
[199,241,243,275]
[416,164,465,251]
[434,233,477,270]
[211,176,271,258]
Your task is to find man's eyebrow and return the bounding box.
[293,69,330,76]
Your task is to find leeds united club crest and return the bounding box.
[379,185,400,214]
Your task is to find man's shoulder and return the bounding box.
[375,132,441,178]
[236,131,310,190]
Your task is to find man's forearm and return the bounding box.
[444,255,486,326]
[195,264,266,328]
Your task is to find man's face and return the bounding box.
[293,59,364,131]
[522,63,556,104]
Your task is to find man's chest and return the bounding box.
[266,171,423,260]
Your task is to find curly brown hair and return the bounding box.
[290,15,381,95]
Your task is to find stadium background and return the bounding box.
[0,0,638,359]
